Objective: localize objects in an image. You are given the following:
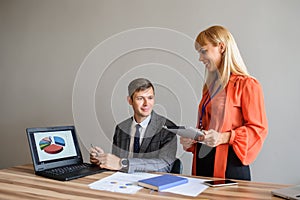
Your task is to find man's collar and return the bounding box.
[133,114,151,128]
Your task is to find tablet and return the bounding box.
[203,179,238,187]
[166,126,204,141]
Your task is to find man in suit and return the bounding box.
[90,78,177,173]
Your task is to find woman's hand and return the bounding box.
[180,137,197,151]
[202,129,231,147]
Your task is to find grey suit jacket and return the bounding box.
[112,111,177,173]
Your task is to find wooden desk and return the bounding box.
[0,164,288,200]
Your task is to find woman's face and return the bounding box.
[197,41,224,72]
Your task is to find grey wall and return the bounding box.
[1,0,300,184]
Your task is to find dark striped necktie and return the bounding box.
[133,124,141,153]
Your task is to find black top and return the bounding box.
[196,143,251,180]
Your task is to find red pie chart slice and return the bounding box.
[39,136,65,154]
[43,144,63,154]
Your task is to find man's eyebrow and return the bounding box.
[136,94,154,98]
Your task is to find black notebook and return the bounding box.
[26,125,106,181]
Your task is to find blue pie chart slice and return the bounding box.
[54,136,65,146]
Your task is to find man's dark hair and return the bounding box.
[128,78,155,99]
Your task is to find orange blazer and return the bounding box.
[187,74,268,178]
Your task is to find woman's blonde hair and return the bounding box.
[195,25,249,91]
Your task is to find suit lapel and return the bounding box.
[139,112,163,153]
[139,125,156,153]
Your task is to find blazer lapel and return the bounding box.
[139,125,156,153]
[139,112,162,153]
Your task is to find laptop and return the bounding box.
[26,125,106,181]
[271,185,300,200]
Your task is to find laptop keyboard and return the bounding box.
[45,163,92,175]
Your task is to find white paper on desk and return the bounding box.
[162,176,209,197]
[89,172,209,197]
[88,172,158,194]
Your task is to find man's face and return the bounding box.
[128,87,155,123]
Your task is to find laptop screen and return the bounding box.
[27,126,83,171]
[34,130,77,162]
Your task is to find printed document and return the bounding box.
[89,172,209,196]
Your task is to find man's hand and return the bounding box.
[90,146,104,165]
[90,146,122,170]
[98,153,122,170]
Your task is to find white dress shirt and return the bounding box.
[128,115,151,158]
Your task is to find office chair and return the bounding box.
[170,158,183,174]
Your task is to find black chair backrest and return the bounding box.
[170,158,182,174]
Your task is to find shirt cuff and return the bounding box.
[228,129,235,145]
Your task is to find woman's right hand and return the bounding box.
[180,137,197,151]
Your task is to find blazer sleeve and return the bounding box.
[111,126,120,156]
[127,131,177,173]
[127,117,177,173]
[112,114,177,173]
[228,77,268,165]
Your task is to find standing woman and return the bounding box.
[180,25,268,180]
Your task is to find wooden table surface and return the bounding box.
[0,164,289,200]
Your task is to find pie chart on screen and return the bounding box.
[39,136,65,154]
